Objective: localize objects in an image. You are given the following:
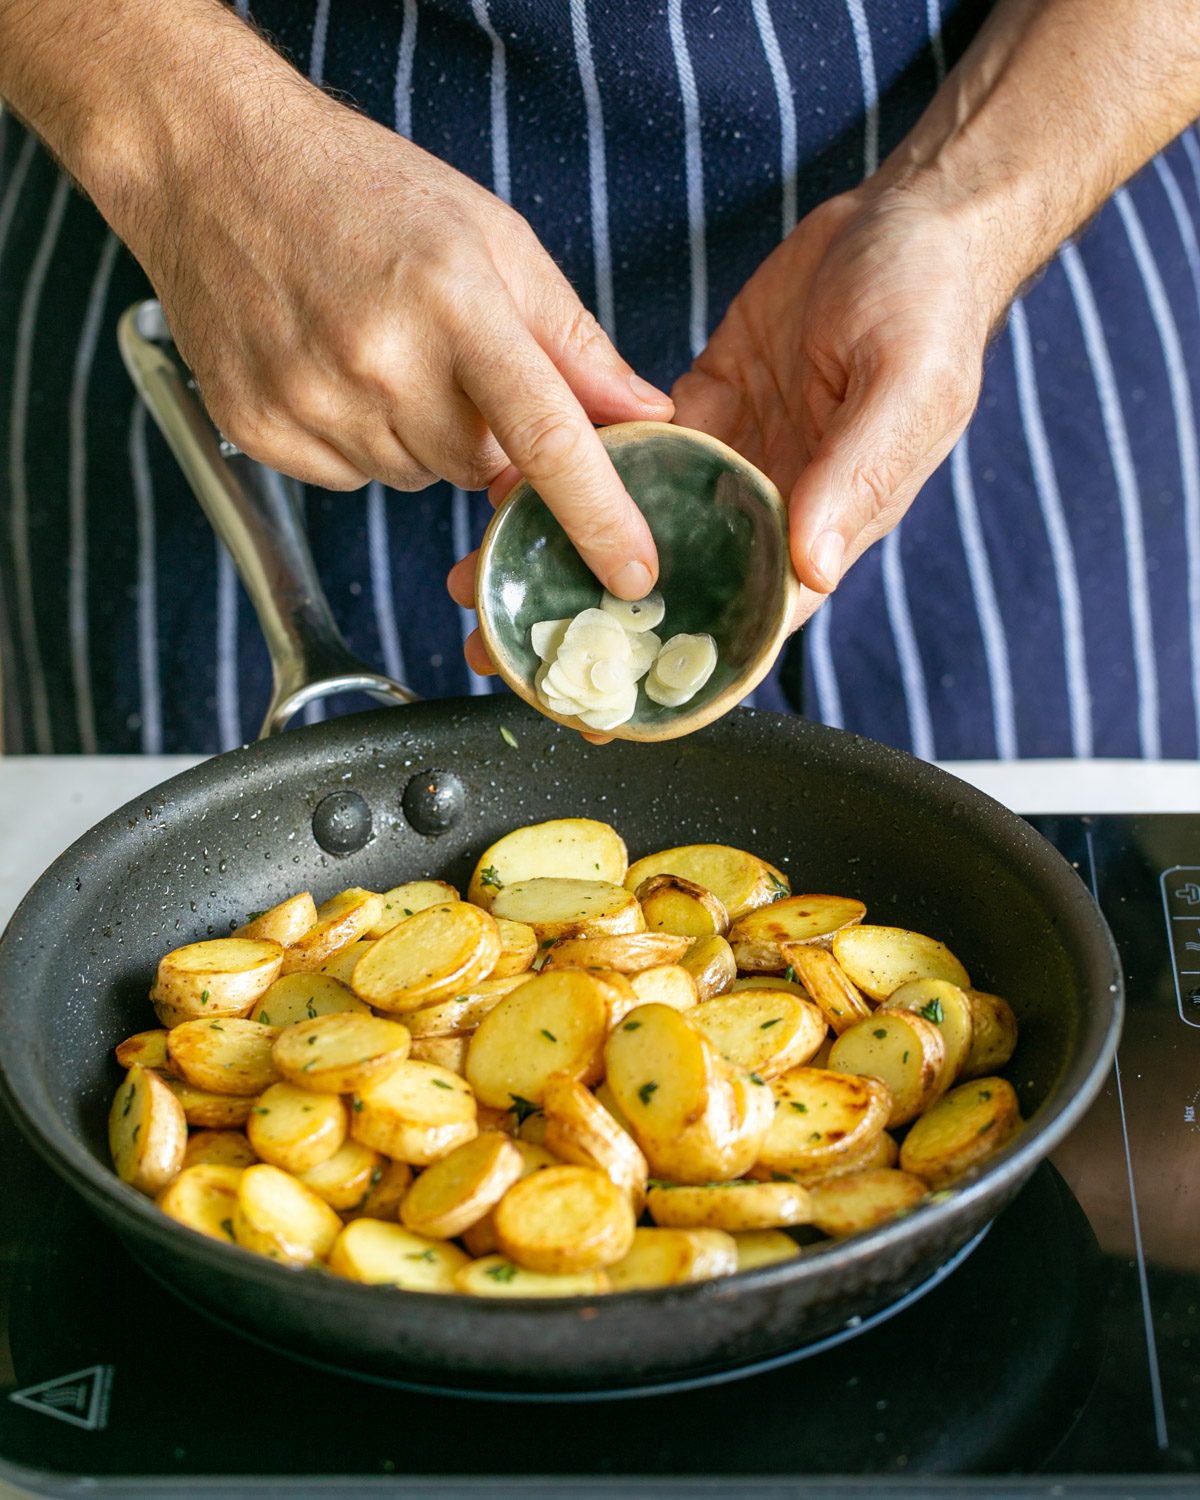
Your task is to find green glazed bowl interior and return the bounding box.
[476,422,798,740]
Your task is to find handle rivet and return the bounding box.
[312,790,373,854]
[402,770,465,836]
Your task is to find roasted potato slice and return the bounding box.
[543,932,691,974]
[279,888,383,975]
[316,939,377,986]
[461,1139,559,1256]
[494,1164,636,1273]
[183,1129,258,1170]
[409,1035,469,1074]
[157,1162,244,1242]
[403,975,528,1039]
[731,1228,802,1271]
[827,1011,946,1127]
[627,964,699,1014]
[368,880,460,938]
[350,1061,478,1165]
[606,1227,738,1290]
[234,1163,342,1266]
[164,1077,255,1129]
[491,919,539,979]
[455,1256,610,1297]
[751,1127,899,1187]
[646,1178,812,1231]
[341,1158,413,1222]
[731,975,810,998]
[624,845,786,922]
[329,1219,468,1291]
[152,997,199,1030]
[680,934,738,1000]
[273,1012,411,1094]
[465,969,610,1110]
[808,1168,929,1237]
[730,894,866,971]
[781,944,873,1034]
[691,990,827,1079]
[246,1082,347,1173]
[490,878,644,941]
[115,1028,170,1071]
[297,1139,385,1211]
[251,973,372,1028]
[542,1073,649,1209]
[468,818,628,911]
[832,925,970,1001]
[109,1064,188,1195]
[352,901,501,1013]
[899,1076,1022,1187]
[400,1133,525,1239]
[882,978,975,1087]
[960,991,1019,1078]
[151,937,283,1019]
[636,874,729,938]
[166,1017,280,1097]
[235,892,317,947]
[757,1067,891,1176]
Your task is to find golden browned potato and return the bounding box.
[624,845,787,922]
[960,991,1019,1078]
[408,1035,470,1074]
[400,1133,525,1239]
[490,878,644,941]
[750,1127,899,1187]
[832,925,970,1001]
[297,1139,385,1210]
[899,1076,1022,1187]
[455,1256,610,1297]
[114,1028,170,1071]
[494,1164,636,1273]
[543,932,691,974]
[157,1162,244,1242]
[272,1012,411,1094]
[729,894,866,972]
[808,1168,929,1237]
[163,1077,255,1129]
[461,1140,559,1256]
[250,972,372,1028]
[341,1158,413,1222]
[757,1067,891,1176]
[279,888,383,975]
[730,975,809,997]
[636,874,730,938]
[351,901,501,1013]
[542,1073,649,1209]
[646,1178,812,1231]
[166,1018,280,1096]
[606,1227,739,1290]
[679,934,738,1000]
[781,944,873,1034]
[329,1219,469,1290]
[465,969,610,1110]
[403,975,529,1039]
[246,1082,347,1173]
[827,1011,946,1127]
[234,1163,342,1266]
[152,997,197,1030]
[881,978,975,1088]
[315,939,377,986]
[109,1064,187,1195]
[183,1129,258,1171]
[234,891,317,947]
[491,919,539,979]
[691,990,827,1079]
[730,1229,802,1272]
[468,818,628,911]
[151,938,284,1019]
[350,1060,478,1165]
[368,880,461,938]
[627,964,699,1014]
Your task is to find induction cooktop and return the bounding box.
[0,814,1196,1498]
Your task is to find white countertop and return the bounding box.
[0,752,1195,1498]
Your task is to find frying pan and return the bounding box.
[0,305,1123,1396]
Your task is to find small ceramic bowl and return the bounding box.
[475,421,800,741]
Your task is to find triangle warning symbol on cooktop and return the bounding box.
[8,1364,113,1431]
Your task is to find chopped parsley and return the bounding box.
[252,1106,270,1116]
[200,989,210,1006]
[403,908,413,917]
[977,1120,995,1136]
[306,1000,318,1019]
[220,1217,235,1239]
[258,1010,270,1025]
[873,1027,888,1039]
[499,725,519,749]
[430,1078,454,1090]
[540,1029,557,1043]
[623,1020,642,1032]
[122,1084,136,1117]
[485,1262,518,1282]
[902,1050,909,1064]
[351,1095,364,1112]
[789,1100,808,1114]
[637,1081,659,1106]
[978,1088,993,1101]
[539,937,558,950]
[480,866,503,891]
[784,966,799,985]
[760,1017,782,1030]
[767,872,790,901]
[748,1073,766,1086]
[406,1249,437,1263]
[508,1094,540,1126]
[307,1034,318,1045]
[918,998,944,1024]
[209,1020,224,1031]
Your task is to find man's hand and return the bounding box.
[0,0,672,599]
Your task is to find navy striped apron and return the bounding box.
[1,0,1198,759]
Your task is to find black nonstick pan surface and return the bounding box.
[0,698,1121,1395]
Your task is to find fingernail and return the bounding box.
[629,373,672,408]
[810,530,845,590]
[608,559,654,599]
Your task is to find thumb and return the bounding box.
[789,371,969,592]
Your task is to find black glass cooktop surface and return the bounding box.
[0,814,1196,1498]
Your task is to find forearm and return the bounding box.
[874,0,1200,319]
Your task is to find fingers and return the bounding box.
[486,465,522,508]
[463,628,497,676]
[458,299,660,599]
[446,551,478,609]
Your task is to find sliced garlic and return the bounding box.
[627,630,661,681]
[600,588,665,633]
[652,632,717,693]
[644,671,697,708]
[530,618,572,662]
[589,658,630,697]
[578,685,638,731]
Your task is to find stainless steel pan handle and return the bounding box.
[117,299,419,738]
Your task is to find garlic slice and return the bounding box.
[627,630,661,681]
[530,618,572,662]
[652,633,717,693]
[600,588,665,633]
